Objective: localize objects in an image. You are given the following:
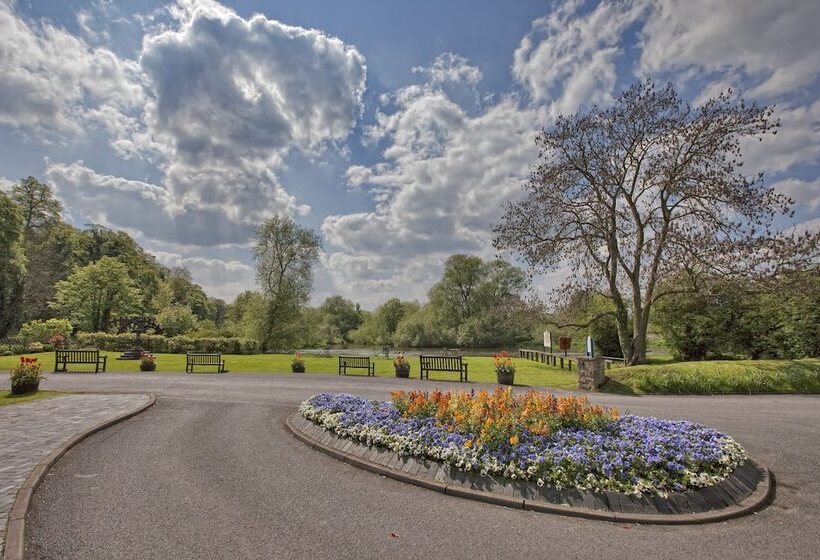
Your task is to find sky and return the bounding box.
[1,0,818,308]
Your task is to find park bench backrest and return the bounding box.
[419,355,464,371]
[187,353,222,365]
[339,356,371,368]
[56,349,100,363]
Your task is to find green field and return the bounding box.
[0,390,64,407]
[607,358,820,394]
[2,353,818,394]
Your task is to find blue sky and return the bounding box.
[1,0,818,306]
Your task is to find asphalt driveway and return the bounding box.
[21,373,820,560]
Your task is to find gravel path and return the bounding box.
[16,373,820,560]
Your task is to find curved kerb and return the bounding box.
[3,394,157,560]
[286,412,774,525]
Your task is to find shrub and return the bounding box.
[19,319,73,344]
[26,341,44,353]
[156,305,199,337]
[72,332,259,354]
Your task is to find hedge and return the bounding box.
[73,333,260,355]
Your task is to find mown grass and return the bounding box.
[0,390,64,407]
[2,353,818,394]
[608,358,820,394]
[0,352,580,389]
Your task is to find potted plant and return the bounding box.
[394,353,410,378]
[291,352,306,373]
[139,351,157,371]
[494,351,515,385]
[10,356,44,395]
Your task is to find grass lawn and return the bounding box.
[0,352,580,390]
[608,358,820,394]
[0,390,64,407]
[2,353,818,394]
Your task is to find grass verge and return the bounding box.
[608,358,820,394]
[0,390,64,407]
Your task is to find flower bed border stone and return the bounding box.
[286,412,774,524]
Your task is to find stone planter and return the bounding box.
[496,371,514,386]
[11,379,40,395]
[395,365,410,378]
[292,364,305,373]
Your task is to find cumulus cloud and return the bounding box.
[2,0,366,249]
[639,0,820,98]
[0,1,144,137]
[771,177,820,213]
[513,0,648,113]
[151,250,256,301]
[413,53,482,86]
[323,82,540,306]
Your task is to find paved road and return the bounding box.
[0,394,150,557]
[20,373,820,560]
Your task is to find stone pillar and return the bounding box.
[577,357,606,391]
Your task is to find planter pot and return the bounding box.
[139,363,157,372]
[11,379,40,395]
[496,372,515,386]
[292,364,305,373]
[395,365,410,378]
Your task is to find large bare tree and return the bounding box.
[494,81,818,365]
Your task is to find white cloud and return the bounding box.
[0,1,144,137]
[742,100,820,174]
[771,177,820,213]
[412,53,482,86]
[323,83,540,306]
[639,0,820,99]
[151,250,256,301]
[513,0,647,113]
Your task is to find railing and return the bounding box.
[518,349,626,370]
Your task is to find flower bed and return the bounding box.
[299,389,748,496]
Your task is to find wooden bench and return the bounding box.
[54,349,107,373]
[338,355,375,376]
[186,352,226,373]
[419,355,468,382]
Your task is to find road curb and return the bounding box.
[3,394,157,560]
[285,412,774,525]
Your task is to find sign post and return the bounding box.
[543,330,552,353]
[585,335,594,357]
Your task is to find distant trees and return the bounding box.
[51,257,142,332]
[495,80,818,365]
[317,296,362,344]
[254,216,321,350]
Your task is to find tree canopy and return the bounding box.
[494,80,818,365]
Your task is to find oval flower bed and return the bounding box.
[299,388,748,497]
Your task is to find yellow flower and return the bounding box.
[463,439,473,449]
[509,435,519,446]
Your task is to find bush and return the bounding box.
[72,332,260,354]
[156,305,199,337]
[19,318,74,344]
[26,341,44,353]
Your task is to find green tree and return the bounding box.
[156,304,199,337]
[51,257,143,332]
[254,216,321,350]
[9,176,62,237]
[318,296,362,343]
[72,225,162,310]
[0,192,27,337]
[494,80,818,364]
[425,255,528,347]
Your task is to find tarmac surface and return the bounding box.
[19,372,820,560]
